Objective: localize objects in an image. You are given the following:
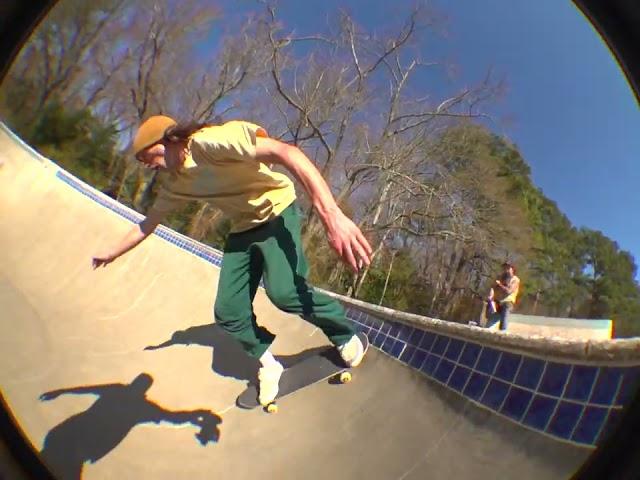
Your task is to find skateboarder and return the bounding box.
[92,116,373,406]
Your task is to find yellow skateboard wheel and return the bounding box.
[339,371,352,383]
[266,403,279,414]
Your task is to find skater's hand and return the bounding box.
[325,209,372,273]
[92,251,116,269]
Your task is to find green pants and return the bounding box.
[214,202,355,358]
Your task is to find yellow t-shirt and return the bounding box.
[151,121,297,233]
[501,275,520,304]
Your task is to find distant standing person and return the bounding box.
[487,262,520,330]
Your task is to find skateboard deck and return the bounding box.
[236,331,369,412]
[487,298,497,315]
[482,298,504,328]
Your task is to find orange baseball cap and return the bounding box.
[132,115,177,156]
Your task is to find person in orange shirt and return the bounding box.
[92,116,372,406]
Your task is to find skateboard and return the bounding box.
[479,287,500,327]
[482,298,499,326]
[486,298,498,316]
[236,331,369,413]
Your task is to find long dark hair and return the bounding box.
[163,121,217,143]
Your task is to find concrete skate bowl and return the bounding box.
[1,122,640,480]
[2,2,640,479]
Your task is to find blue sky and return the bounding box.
[218,0,640,271]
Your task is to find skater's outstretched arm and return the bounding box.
[92,208,166,269]
[255,137,372,273]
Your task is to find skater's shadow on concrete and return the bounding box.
[145,323,327,382]
[39,373,221,480]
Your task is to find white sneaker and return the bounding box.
[337,335,366,367]
[257,362,284,406]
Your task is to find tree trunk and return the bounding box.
[352,180,393,297]
[110,161,130,203]
[328,261,346,289]
[187,203,210,239]
[353,229,391,298]
[132,168,154,211]
[137,170,159,214]
[379,251,397,305]
[532,290,541,314]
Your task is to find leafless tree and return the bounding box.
[258,3,504,302]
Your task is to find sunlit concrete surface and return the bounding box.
[0,125,591,479]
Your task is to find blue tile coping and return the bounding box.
[56,171,225,268]
[21,133,640,449]
[343,305,640,447]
